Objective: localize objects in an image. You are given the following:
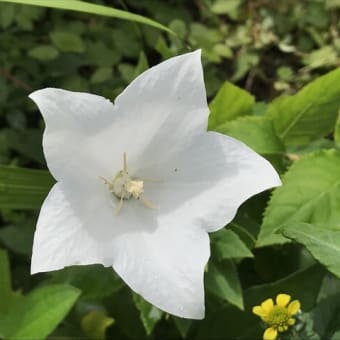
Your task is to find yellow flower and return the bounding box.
[252,294,301,340]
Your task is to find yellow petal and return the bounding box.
[288,300,301,315]
[261,298,274,313]
[288,318,295,325]
[253,306,268,318]
[276,293,291,307]
[263,327,278,340]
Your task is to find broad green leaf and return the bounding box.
[211,229,253,260]
[133,294,163,335]
[1,284,80,339]
[81,310,114,340]
[50,31,85,53]
[0,0,172,33]
[28,45,59,60]
[49,265,123,299]
[266,68,340,147]
[282,223,340,278]
[205,260,243,310]
[0,249,16,316]
[208,82,254,130]
[213,116,284,155]
[257,150,340,246]
[0,166,54,209]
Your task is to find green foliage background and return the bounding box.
[1,0,340,339]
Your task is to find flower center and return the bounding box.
[111,171,144,200]
[100,152,155,214]
[265,306,290,331]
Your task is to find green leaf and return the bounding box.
[266,68,340,147]
[332,330,340,340]
[312,292,340,340]
[211,229,253,260]
[49,265,123,299]
[105,287,146,340]
[0,0,173,33]
[205,260,243,310]
[0,224,34,255]
[1,284,80,339]
[81,310,114,340]
[335,110,340,146]
[172,317,192,338]
[0,128,44,163]
[208,82,254,130]
[282,223,340,278]
[90,67,113,84]
[28,45,59,60]
[50,31,85,53]
[214,116,284,155]
[197,265,324,340]
[257,149,340,246]
[0,166,54,209]
[0,249,16,316]
[132,294,163,335]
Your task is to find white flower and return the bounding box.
[29,50,281,319]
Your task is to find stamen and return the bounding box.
[99,152,158,214]
[141,196,157,209]
[115,196,124,215]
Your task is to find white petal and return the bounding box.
[33,183,209,319]
[31,182,116,274]
[29,88,119,183]
[111,222,210,319]
[112,49,209,169]
[138,132,282,232]
[30,50,208,185]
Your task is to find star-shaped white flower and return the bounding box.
[30,50,281,319]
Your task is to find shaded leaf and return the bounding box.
[28,45,59,60]
[0,166,54,209]
[133,294,163,335]
[282,223,340,278]
[49,265,123,299]
[211,229,253,260]
[206,260,243,310]
[0,249,16,316]
[81,310,114,340]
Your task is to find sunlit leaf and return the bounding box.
[266,68,340,147]
[258,149,340,246]
[208,81,254,130]
[0,284,80,339]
